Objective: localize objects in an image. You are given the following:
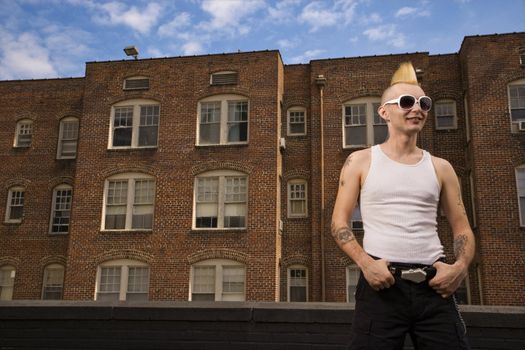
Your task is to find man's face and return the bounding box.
[379,83,429,134]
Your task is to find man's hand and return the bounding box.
[362,258,395,291]
[428,261,467,298]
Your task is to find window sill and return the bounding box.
[3,220,22,226]
[287,215,308,220]
[100,229,153,234]
[191,228,247,234]
[107,147,158,151]
[195,143,249,148]
[48,232,69,236]
[435,128,458,131]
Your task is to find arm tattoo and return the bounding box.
[331,221,356,246]
[344,155,353,168]
[456,184,467,217]
[453,234,468,259]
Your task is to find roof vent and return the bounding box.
[124,77,149,90]
[210,71,238,85]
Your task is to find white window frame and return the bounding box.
[0,265,15,301]
[508,78,525,133]
[287,265,308,302]
[342,97,385,149]
[57,117,79,159]
[108,99,160,149]
[287,107,307,136]
[193,170,248,230]
[49,184,73,234]
[520,48,525,66]
[14,119,33,148]
[41,264,65,300]
[346,265,359,303]
[101,173,156,231]
[95,259,150,302]
[516,165,525,227]
[189,259,246,301]
[5,186,24,223]
[196,94,249,146]
[287,179,308,218]
[434,99,458,130]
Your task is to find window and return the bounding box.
[197,94,249,145]
[435,100,457,130]
[509,79,525,125]
[288,266,308,302]
[520,48,525,66]
[516,166,525,227]
[351,203,363,230]
[5,187,24,223]
[190,259,245,301]
[96,260,150,302]
[50,185,72,234]
[194,170,247,229]
[346,265,359,303]
[287,107,306,136]
[210,71,238,85]
[287,180,307,218]
[455,274,471,305]
[343,97,386,148]
[0,266,15,300]
[123,76,149,90]
[42,264,64,300]
[102,173,155,231]
[109,99,159,149]
[57,117,79,159]
[14,119,33,147]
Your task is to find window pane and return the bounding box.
[224,177,247,228]
[196,177,219,228]
[200,102,221,144]
[127,267,149,294]
[373,125,388,145]
[42,267,64,300]
[51,188,72,234]
[510,108,525,122]
[139,105,159,146]
[289,268,307,302]
[227,101,248,142]
[9,191,24,220]
[0,267,15,301]
[99,267,121,293]
[193,266,215,300]
[17,122,32,147]
[113,107,133,147]
[437,115,455,128]
[223,266,245,293]
[345,126,367,146]
[106,180,128,229]
[347,267,359,303]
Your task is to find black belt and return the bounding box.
[389,263,437,283]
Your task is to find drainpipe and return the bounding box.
[316,74,327,301]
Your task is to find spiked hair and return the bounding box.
[390,62,418,86]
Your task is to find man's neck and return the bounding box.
[380,134,421,162]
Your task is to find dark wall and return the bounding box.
[0,302,523,350]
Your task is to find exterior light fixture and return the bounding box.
[123,46,139,60]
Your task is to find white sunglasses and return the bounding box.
[382,94,432,112]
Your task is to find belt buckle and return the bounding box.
[401,268,427,283]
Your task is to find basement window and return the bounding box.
[210,71,238,85]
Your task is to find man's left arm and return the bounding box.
[429,158,475,298]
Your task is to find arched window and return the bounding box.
[287,106,307,136]
[343,97,386,148]
[197,94,249,145]
[102,173,155,231]
[287,265,308,302]
[5,186,24,223]
[109,99,159,148]
[57,117,79,159]
[14,119,33,147]
[42,264,65,300]
[194,170,248,229]
[49,184,73,234]
[0,265,15,300]
[95,259,150,302]
[190,259,245,301]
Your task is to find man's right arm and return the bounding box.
[331,151,395,291]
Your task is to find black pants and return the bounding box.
[349,272,470,350]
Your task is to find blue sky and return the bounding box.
[0,0,524,80]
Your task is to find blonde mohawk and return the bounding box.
[390,62,418,86]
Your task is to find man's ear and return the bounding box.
[378,105,390,122]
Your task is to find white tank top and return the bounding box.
[360,145,444,265]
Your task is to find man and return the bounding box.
[331,62,474,349]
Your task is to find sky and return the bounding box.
[0,0,524,80]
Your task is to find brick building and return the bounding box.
[1,32,524,306]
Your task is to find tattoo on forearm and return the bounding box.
[331,222,355,246]
[454,234,468,258]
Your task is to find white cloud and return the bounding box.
[93,2,163,34]
[158,12,192,37]
[277,39,298,49]
[267,0,301,22]
[363,24,406,48]
[290,48,326,63]
[182,41,205,55]
[395,6,430,18]
[198,0,265,36]
[0,29,57,80]
[299,0,359,32]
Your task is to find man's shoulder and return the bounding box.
[347,148,372,163]
[430,155,455,177]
